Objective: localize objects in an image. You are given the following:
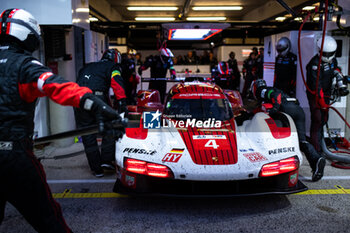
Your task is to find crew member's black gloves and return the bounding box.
[339,87,349,96]
[118,98,128,115]
[80,93,125,140]
[266,106,279,114]
[269,91,282,112]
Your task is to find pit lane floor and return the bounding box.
[1,143,350,233]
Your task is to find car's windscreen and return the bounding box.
[164,98,233,121]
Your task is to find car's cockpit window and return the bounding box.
[164,98,233,121]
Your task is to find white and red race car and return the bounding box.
[113,81,307,196]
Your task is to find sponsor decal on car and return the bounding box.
[268,147,295,155]
[125,174,136,188]
[288,171,298,187]
[239,148,254,152]
[162,148,184,163]
[123,148,157,155]
[243,152,267,162]
[192,135,230,150]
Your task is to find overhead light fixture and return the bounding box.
[186,17,227,21]
[294,17,303,21]
[89,17,98,22]
[192,6,242,11]
[76,8,89,13]
[275,17,286,21]
[313,17,320,21]
[128,7,178,11]
[135,17,175,21]
[302,6,316,10]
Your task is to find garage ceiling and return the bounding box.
[89,0,320,49]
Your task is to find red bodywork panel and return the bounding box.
[265,118,291,139]
[178,118,238,165]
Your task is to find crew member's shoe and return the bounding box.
[93,169,104,178]
[101,162,115,171]
[312,157,326,182]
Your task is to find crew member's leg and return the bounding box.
[3,144,71,232]
[74,108,103,175]
[282,102,325,181]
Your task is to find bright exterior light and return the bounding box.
[128,6,178,11]
[168,29,222,40]
[294,17,303,21]
[186,17,227,21]
[172,29,210,39]
[275,17,286,21]
[135,17,175,21]
[76,8,89,13]
[192,6,242,11]
[313,17,320,21]
[302,6,316,10]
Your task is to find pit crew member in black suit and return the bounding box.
[273,37,298,97]
[0,8,124,232]
[306,35,349,154]
[75,49,127,177]
[138,48,176,103]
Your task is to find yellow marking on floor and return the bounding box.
[53,189,128,198]
[51,188,350,198]
[293,186,350,195]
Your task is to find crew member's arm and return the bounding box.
[138,56,152,75]
[306,59,328,109]
[110,67,126,100]
[334,62,349,96]
[290,54,297,89]
[110,66,128,113]
[19,58,121,123]
[168,58,176,79]
[256,86,282,111]
[19,58,91,107]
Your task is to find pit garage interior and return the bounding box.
[1,0,350,232]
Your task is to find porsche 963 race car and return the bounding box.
[113,81,307,196]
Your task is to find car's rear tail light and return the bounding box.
[125,158,174,178]
[259,156,299,177]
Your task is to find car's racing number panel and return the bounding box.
[178,119,238,165]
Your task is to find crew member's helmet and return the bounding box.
[251,79,267,99]
[276,37,291,57]
[317,35,337,63]
[101,49,122,64]
[0,9,41,52]
[160,48,174,58]
[218,61,229,75]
